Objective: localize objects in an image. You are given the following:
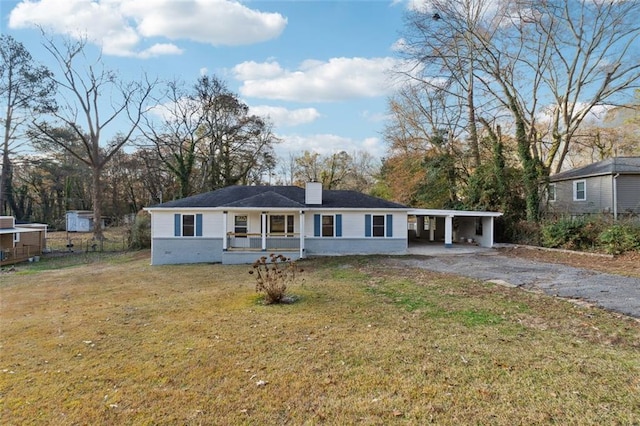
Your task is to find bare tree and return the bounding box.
[291,150,378,191]
[139,79,207,199]
[401,0,491,169]
[0,34,56,216]
[525,0,640,173]
[195,75,278,191]
[398,0,640,221]
[31,36,155,240]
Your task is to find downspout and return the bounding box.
[612,174,620,221]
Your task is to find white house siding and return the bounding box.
[303,210,407,256]
[617,175,640,214]
[150,210,224,265]
[151,210,224,237]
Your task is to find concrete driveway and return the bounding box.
[394,246,640,319]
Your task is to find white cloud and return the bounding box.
[233,61,285,80]
[137,43,184,59]
[275,133,385,159]
[249,105,321,127]
[8,0,287,58]
[361,110,390,123]
[234,57,400,102]
[121,0,287,46]
[391,37,410,53]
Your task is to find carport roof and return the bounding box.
[408,209,502,217]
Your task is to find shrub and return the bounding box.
[509,220,542,246]
[249,254,303,304]
[129,211,151,249]
[598,223,640,255]
[541,216,606,250]
[541,217,582,249]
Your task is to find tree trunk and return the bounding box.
[1,108,12,216]
[514,110,540,222]
[467,65,480,169]
[0,146,9,216]
[92,166,104,241]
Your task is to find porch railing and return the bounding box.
[1,245,40,265]
[226,233,300,251]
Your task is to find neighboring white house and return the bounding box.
[144,183,502,265]
[65,210,105,232]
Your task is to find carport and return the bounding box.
[408,209,502,248]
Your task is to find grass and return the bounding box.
[1,253,639,425]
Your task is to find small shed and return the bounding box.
[66,210,104,232]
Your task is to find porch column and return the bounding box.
[222,211,228,251]
[261,212,267,251]
[444,215,453,248]
[429,217,435,242]
[299,211,305,258]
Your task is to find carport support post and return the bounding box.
[444,215,453,248]
[485,216,494,248]
[429,217,435,242]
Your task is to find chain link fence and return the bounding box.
[45,229,131,254]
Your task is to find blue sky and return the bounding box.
[1,0,413,160]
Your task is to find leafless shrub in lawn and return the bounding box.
[249,253,303,304]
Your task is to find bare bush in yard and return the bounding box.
[249,254,303,304]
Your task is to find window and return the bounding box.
[372,215,385,237]
[269,215,294,235]
[365,214,393,237]
[314,214,342,237]
[14,232,20,243]
[322,215,334,237]
[548,183,556,202]
[174,213,202,237]
[182,215,195,237]
[573,180,586,201]
[234,215,248,236]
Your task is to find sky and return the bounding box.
[1,0,415,161]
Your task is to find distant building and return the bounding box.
[65,210,105,232]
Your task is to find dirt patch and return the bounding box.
[500,246,640,278]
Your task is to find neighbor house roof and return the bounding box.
[550,157,640,182]
[149,185,408,210]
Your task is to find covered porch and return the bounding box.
[221,210,305,264]
[0,225,47,266]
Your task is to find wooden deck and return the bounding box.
[1,245,42,266]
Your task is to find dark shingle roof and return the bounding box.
[152,185,408,209]
[550,157,640,182]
